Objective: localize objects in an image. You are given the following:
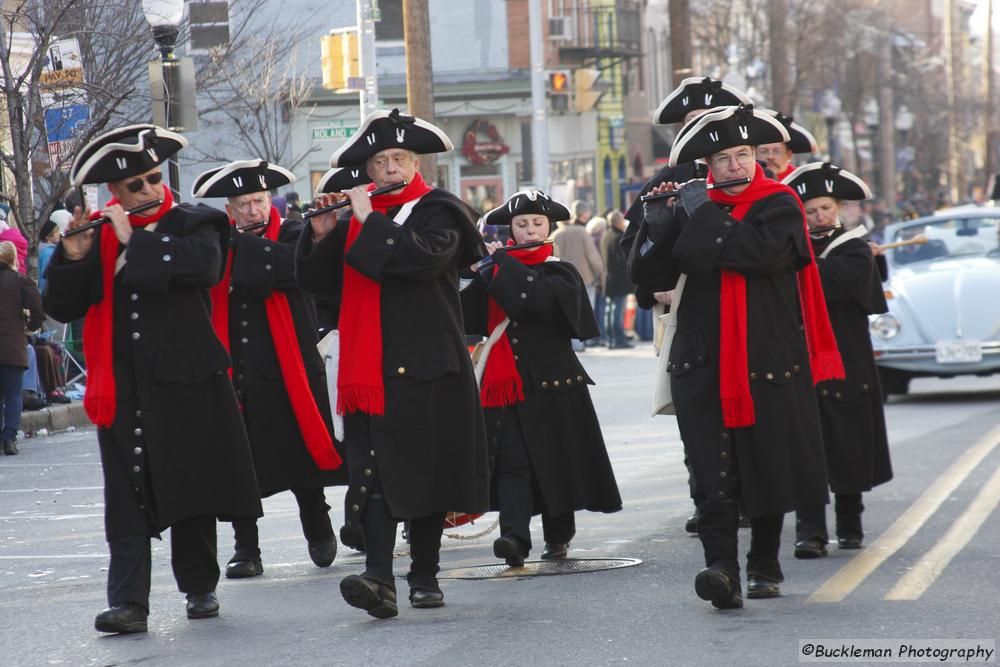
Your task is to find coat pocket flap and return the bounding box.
[154,342,231,385]
[527,355,593,392]
[667,326,709,376]
[383,338,460,381]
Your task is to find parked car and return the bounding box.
[870,209,1000,398]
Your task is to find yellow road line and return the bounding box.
[885,461,1000,600]
[808,423,1000,603]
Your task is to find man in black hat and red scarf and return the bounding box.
[192,159,347,579]
[756,109,819,182]
[627,105,843,609]
[44,124,262,634]
[296,108,489,619]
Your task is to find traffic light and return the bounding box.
[321,30,360,91]
[574,68,603,112]
[548,70,570,112]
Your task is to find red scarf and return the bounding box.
[708,163,844,428]
[337,173,433,415]
[209,206,341,470]
[82,188,175,427]
[775,163,795,181]
[480,240,554,407]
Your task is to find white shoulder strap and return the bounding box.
[393,195,425,226]
[820,224,868,259]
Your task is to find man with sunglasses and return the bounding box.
[193,159,346,579]
[44,125,262,634]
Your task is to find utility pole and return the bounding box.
[986,0,998,179]
[943,0,963,203]
[528,0,549,193]
[403,0,437,184]
[767,0,792,112]
[668,0,692,87]
[876,7,896,214]
[357,0,379,119]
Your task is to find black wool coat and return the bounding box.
[462,256,622,517]
[295,189,490,521]
[627,193,829,517]
[227,220,347,497]
[600,227,633,298]
[44,204,262,539]
[810,230,893,494]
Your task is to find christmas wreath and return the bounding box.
[460,118,510,166]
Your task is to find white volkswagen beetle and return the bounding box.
[870,209,1000,398]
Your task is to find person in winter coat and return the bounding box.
[0,207,28,274]
[627,104,843,609]
[193,159,347,579]
[0,240,44,454]
[782,162,892,556]
[600,210,634,348]
[462,190,622,566]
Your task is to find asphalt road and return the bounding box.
[2,344,999,666]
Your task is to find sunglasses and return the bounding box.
[125,172,164,193]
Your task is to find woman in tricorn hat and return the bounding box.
[462,190,621,567]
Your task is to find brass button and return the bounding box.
[386,238,395,245]
[784,371,791,378]
[370,450,375,456]
[721,432,728,439]
[397,366,405,374]
[684,362,691,369]
[822,389,829,396]
[720,471,727,478]
[352,504,360,512]
[135,410,142,418]
[715,237,723,244]
[132,466,141,473]
[511,338,518,344]
[133,447,142,455]
[835,392,842,399]
[765,372,774,380]
[130,293,138,301]
[750,372,757,380]
[130,312,139,320]
[511,321,518,328]
[514,355,519,360]
[162,254,171,262]
[577,375,583,382]
[566,378,573,385]
[541,381,549,389]
[721,451,728,458]
[862,384,869,391]
[553,380,560,387]
[793,364,801,373]
[264,246,271,253]
[717,491,726,498]
[360,486,367,493]
[520,292,527,299]
[134,428,142,436]
[364,469,372,476]
[241,337,248,344]
[526,276,534,282]
[265,264,272,271]
[132,332,141,340]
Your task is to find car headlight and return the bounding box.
[871,313,901,340]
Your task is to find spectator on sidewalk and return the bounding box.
[600,210,634,349]
[284,192,304,221]
[551,200,604,351]
[585,215,609,346]
[0,205,28,274]
[0,241,44,453]
[38,211,71,293]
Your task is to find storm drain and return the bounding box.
[437,557,642,580]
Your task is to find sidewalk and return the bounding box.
[20,401,92,435]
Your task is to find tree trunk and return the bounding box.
[767,0,792,112]
[668,0,692,88]
[402,0,437,185]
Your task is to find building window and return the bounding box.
[188,1,230,51]
[375,0,403,41]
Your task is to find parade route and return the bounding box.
[2,344,999,666]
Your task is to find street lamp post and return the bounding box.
[142,0,185,200]
[895,105,914,200]
[820,90,842,164]
[863,98,880,198]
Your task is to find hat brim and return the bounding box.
[668,107,790,166]
[782,162,872,201]
[70,124,187,186]
[329,109,453,168]
[482,191,571,226]
[191,159,295,199]
[654,77,752,125]
[317,166,373,193]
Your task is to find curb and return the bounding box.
[20,402,92,434]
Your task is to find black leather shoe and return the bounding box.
[838,536,863,549]
[186,592,219,619]
[794,537,829,559]
[541,542,569,560]
[685,513,699,534]
[407,572,444,608]
[94,603,148,634]
[308,535,338,568]
[694,567,743,609]
[3,439,18,455]
[493,536,527,567]
[225,556,263,578]
[340,575,398,619]
[746,576,781,599]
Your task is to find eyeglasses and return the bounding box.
[125,172,164,193]
[709,151,756,170]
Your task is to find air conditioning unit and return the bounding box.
[549,15,573,41]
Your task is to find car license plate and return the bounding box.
[935,340,982,364]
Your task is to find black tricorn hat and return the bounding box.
[782,162,872,202]
[760,109,819,154]
[329,108,453,168]
[654,77,752,125]
[191,159,295,199]
[316,165,373,194]
[481,190,571,227]
[668,104,790,167]
[70,124,186,186]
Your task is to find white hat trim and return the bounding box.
[191,159,295,198]
[653,77,752,125]
[781,162,873,200]
[668,106,790,167]
[328,109,454,168]
[70,124,188,187]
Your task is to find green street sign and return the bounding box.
[312,125,358,141]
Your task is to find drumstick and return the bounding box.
[877,235,928,251]
[640,177,753,202]
[62,199,163,237]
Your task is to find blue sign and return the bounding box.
[44,104,90,142]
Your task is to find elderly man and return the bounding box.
[45,125,262,633]
[192,159,347,579]
[627,104,842,609]
[296,108,488,619]
[755,110,818,182]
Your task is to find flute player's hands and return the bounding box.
[642,181,678,244]
[310,194,340,244]
[344,185,373,223]
[61,205,95,260]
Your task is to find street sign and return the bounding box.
[41,38,84,87]
[312,122,358,141]
[44,104,90,169]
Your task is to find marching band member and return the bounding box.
[296,109,489,619]
[755,110,818,181]
[782,163,893,556]
[627,105,843,608]
[45,125,262,633]
[462,191,622,567]
[193,159,347,578]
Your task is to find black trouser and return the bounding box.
[230,487,333,559]
[684,454,704,513]
[107,515,219,611]
[796,492,864,542]
[495,409,576,553]
[694,440,784,584]
[360,473,445,588]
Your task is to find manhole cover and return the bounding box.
[437,557,642,580]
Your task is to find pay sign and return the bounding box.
[42,38,84,87]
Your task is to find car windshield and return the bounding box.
[891,216,1000,266]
